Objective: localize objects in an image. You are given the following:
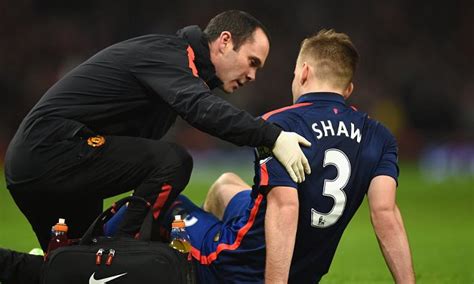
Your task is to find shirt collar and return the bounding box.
[176,25,223,89]
[296,92,346,105]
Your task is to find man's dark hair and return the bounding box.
[204,10,271,50]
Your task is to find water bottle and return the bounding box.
[169,215,195,283]
[169,215,191,253]
[45,218,69,259]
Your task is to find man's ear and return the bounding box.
[218,31,232,53]
[300,62,310,85]
[343,82,354,99]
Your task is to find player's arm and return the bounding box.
[367,175,415,283]
[265,186,299,283]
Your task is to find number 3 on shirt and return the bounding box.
[311,149,351,228]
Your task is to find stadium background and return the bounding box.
[0,0,472,283]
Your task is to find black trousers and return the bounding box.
[8,135,193,251]
[0,248,43,284]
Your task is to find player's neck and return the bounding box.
[293,87,344,103]
[307,81,344,95]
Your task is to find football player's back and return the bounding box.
[266,92,398,282]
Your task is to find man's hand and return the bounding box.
[272,131,311,183]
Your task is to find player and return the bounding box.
[3,10,311,251]
[168,29,415,283]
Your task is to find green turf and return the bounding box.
[0,163,473,283]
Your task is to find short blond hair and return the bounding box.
[298,29,359,89]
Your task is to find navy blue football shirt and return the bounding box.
[253,92,399,283]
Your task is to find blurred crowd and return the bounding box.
[0,0,472,165]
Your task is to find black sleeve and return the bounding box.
[131,44,281,147]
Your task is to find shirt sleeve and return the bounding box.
[372,125,400,184]
[131,43,281,147]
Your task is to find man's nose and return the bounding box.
[246,68,256,82]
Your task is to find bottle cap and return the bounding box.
[54,218,68,232]
[172,215,185,228]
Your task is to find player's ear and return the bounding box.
[343,82,354,99]
[300,62,310,85]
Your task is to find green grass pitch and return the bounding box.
[0,163,472,283]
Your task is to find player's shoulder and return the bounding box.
[366,117,397,143]
[261,103,313,130]
[348,105,393,137]
[262,102,313,121]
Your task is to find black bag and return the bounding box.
[41,196,195,284]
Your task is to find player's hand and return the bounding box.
[272,131,311,183]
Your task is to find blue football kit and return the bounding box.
[167,92,399,283]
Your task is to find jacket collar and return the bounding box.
[176,25,223,89]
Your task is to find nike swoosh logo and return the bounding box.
[89,272,127,284]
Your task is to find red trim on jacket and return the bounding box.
[152,184,172,219]
[187,46,199,77]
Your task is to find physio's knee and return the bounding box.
[169,143,193,176]
[149,143,193,188]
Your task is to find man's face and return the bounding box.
[212,28,270,93]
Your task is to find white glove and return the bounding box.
[272,131,311,183]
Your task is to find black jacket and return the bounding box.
[5,26,281,185]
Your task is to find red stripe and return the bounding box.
[152,184,172,219]
[262,102,312,121]
[260,163,269,186]
[350,105,358,111]
[187,46,199,77]
[191,194,265,265]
